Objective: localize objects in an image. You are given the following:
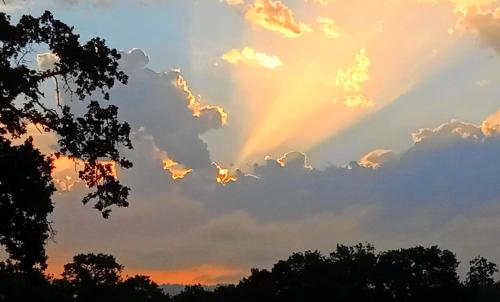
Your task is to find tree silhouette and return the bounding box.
[0,138,54,272]
[52,255,173,302]
[1,244,499,301]
[60,253,123,301]
[118,275,170,302]
[328,243,378,300]
[0,10,132,272]
[467,256,498,287]
[174,284,215,302]
[375,246,462,301]
[217,244,476,302]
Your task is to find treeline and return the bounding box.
[1,244,500,302]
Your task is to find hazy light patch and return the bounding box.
[475,79,490,86]
[224,0,245,5]
[317,16,340,38]
[222,47,283,69]
[310,0,335,5]
[335,48,374,108]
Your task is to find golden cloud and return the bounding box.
[245,0,312,38]
[335,48,374,108]
[317,16,340,38]
[213,162,238,185]
[481,110,500,136]
[173,73,228,125]
[222,47,283,69]
[358,149,395,169]
[163,157,193,180]
[447,0,498,11]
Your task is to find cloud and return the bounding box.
[36,53,59,71]
[110,49,227,169]
[456,6,500,52]
[188,113,500,219]
[53,0,113,7]
[120,48,150,70]
[335,48,374,108]
[0,0,33,12]
[411,119,484,143]
[222,47,283,69]
[475,79,491,86]
[275,151,313,170]
[213,162,239,185]
[173,71,228,126]
[317,16,340,38]
[358,149,396,169]
[481,109,500,136]
[43,48,500,285]
[163,157,193,181]
[245,0,312,38]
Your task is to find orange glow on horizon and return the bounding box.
[127,265,246,285]
[45,260,245,286]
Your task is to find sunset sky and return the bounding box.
[3,0,500,285]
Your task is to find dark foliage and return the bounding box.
[184,244,500,302]
[2,245,500,302]
[0,10,132,272]
[0,137,54,272]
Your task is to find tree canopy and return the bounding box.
[0,10,132,272]
[2,245,500,302]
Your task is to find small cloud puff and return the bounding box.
[222,47,283,70]
[245,0,312,38]
[358,149,396,169]
[481,109,500,136]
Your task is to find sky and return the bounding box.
[3,0,500,285]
